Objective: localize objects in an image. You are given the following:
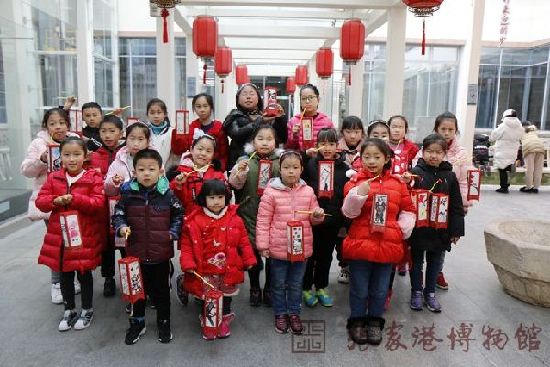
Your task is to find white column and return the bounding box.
[347,57,365,117]
[111,0,121,108]
[383,5,407,118]
[156,8,176,124]
[76,0,94,105]
[455,0,485,154]
[185,34,199,111]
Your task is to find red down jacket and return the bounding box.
[342,169,415,264]
[179,205,257,297]
[36,169,105,273]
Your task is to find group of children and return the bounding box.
[21,82,471,347]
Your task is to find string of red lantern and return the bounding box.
[340,19,365,85]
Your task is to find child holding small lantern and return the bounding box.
[179,179,257,340]
[405,134,464,313]
[256,150,325,335]
[228,124,282,307]
[112,149,183,345]
[341,138,415,346]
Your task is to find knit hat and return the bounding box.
[502,109,517,119]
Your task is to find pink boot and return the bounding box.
[217,313,235,339]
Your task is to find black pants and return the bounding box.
[100,239,126,278]
[499,164,512,189]
[61,271,93,310]
[133,261,171,321]
[303,226,338,290]
[200,296,233,315]
[248,248,271,290]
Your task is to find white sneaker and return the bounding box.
[51,283,63,304]
[74,309,94,330]
[337,267,350,284]
[58,310,78,332]
[74,280,81,295]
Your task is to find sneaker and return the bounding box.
[410,290,423,311]
[274,314,289,334]
[74,280,81,295]
[157,319,173,343]
[316,289,333,307]
[103,277,115,297]
[529,188,539,193]
[424,293,442,313]
[366,317,385,346]
[302,290,318,307]
[125,302,132,314]
[51,283,63,304]
[175,274,189,306]
[496,188,509,194]
[288,314,304,335]
[436,272,449,290]
[218,313,235,339]
[262,288,272,307]
[74,309,94,330]
[125,318,146,345]
[384,289,393,311]
[249,288,261,307]
[338,267,350,284]
[58,310,78,332]
[397,264,407,276]
[347,317,368,345]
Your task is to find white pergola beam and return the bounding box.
[233,49,315,60]
[226,38,324,51]
[184,7,371,19]
[181,0,401,9]
[219,24,339,39]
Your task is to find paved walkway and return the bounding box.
[1,185,549,367]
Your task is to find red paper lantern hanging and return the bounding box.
[193,16,218,84]
[402,0,444,55]
[340,19,365,86]
[286,77,296,95]
[150,0,182,43]
[214,47,232,93]
[315,47,334,79]
[235,65,249,85]
[295,65,308,86]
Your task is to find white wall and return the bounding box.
[118,0,156,32]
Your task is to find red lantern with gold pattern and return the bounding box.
[402,0,444,55]
[193,16,218,84]
[316,47,334,79]
[340,19,365,85]
[214,47,232,93]
[236,64,249,85]
[295,65,308,86]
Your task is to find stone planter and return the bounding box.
[484,220,550,307]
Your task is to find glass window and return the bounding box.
[476,65,499,128]
[38,54,78,107]
[31,0,77,51]
[95,59,114,107]
[0,44,6,124]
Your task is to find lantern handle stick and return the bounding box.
[105,106,131,116]
[294,210,332,217]
[191,271,216,290]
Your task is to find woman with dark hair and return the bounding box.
[223,83,287,172]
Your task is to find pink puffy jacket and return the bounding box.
[20,130,78,220]
[256,178,323,260]
[413,138,473,207]
[104,145,158,196]
[286,112,334,151]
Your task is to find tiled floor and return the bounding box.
[1,185,549,367]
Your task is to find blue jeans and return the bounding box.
[270,259,306,316]
[410,247,443,294]
[348,260,393,319]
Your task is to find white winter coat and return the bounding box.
[490,117,524,169]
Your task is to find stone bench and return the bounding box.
[484,220,550,307]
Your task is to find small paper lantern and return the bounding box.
[429,193,449,229]
[47,144,61,173]
[175,109,189,135]
[257,160,272,195]
[60,211,83,249]
[315,47,334,79]
[286,77,296,95]
[467,169,481,201]
[193,16,218,84]
[214,47,233,93]
[202,288,223,338]
[318,161,335,199]
[118,256,146,304]
[235,64,249,85]
[301,116,314,149]
[126,117,140,129]
[287,221,305,262]
[295,65,308,86]
[412,189,430,227]
[402,0,444,55]
[340,19,365,85]
[371,194,388,233]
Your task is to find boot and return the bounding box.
[218,313,235,338]
[346,317,368,345]
[366,316,385,346]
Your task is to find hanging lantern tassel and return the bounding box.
[348,65,352,86]
[422,19,426,56]
[221,79,224,93]
[161,9,169,44]
[203,63,207,84]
